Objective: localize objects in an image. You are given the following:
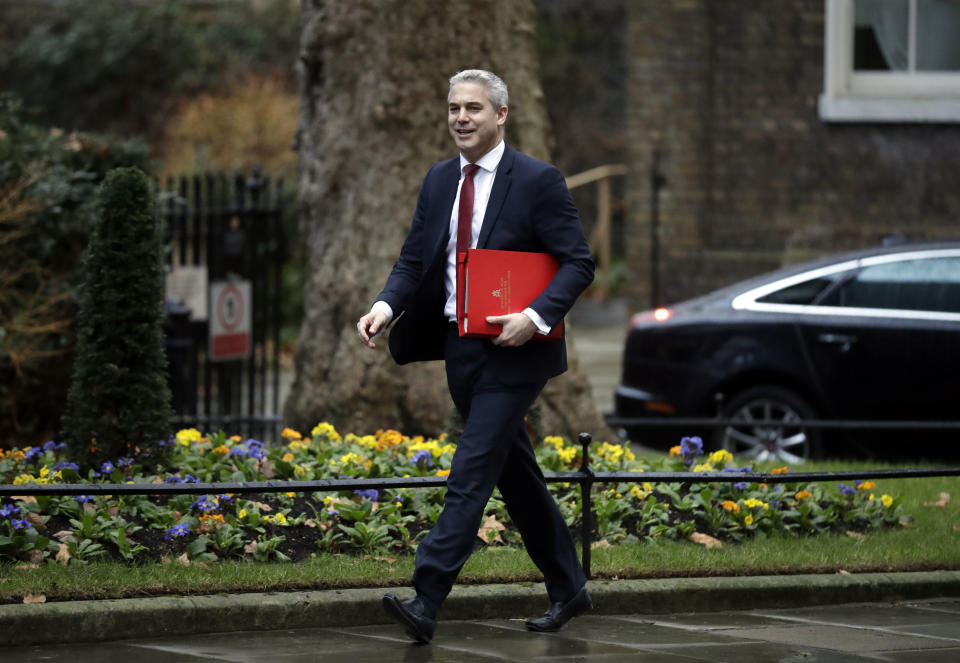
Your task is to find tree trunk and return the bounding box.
[286,0,609,442]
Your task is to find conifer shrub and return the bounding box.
[60,167,172,469]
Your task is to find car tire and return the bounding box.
[718,386,821,463]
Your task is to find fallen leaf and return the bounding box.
[591,539,612,549]
[372,556,396,564]
[244,541,257,554]
[56,543,72,565]
[53,530,73,541]
[25,512,44,527]
[900,519,915,528]
[304,519,317,528]
[845,530,867,541]
[924,492,951,508]
[193,562,211,570]
[23,593,46,604]
[477,514,505,544]
[259,460,276,478]
[176,553,190,567]
[28,550,44,564]
[251,501,273,513]
[837,569,851,575]
[108,505,120,517]
[14,564,39,570]
[688,532,723,549]
[12,496,37,504]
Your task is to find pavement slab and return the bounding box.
[4,574,960,661]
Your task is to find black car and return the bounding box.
[610,241,960,461]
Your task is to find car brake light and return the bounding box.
[630,307,673,327]
[646,401,675,414]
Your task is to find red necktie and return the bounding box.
[456,164,480,256]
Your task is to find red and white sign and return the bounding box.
[209,280,251,361]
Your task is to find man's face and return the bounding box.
[448,82,507,163]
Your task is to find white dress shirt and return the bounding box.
[372,139,550,335]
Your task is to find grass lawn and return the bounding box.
[2,459,957,604]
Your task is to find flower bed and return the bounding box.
[0,427,905,564]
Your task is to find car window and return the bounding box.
[756,277,837,305]
[827,257,960,313]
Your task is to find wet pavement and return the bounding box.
[7,596,960,662]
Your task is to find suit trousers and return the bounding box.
[411,325,587,613]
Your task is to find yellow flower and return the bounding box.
[669,445,682,457]
[721,500,740,513]
[175,428,203,446]
[708,449,733,466]
[557,447,578,463]
[282,452,295,462]
[881,494,894,507]
[692,463,715,473]
[630,483,652,500]
[795,490,812,500]
[323,496,334,506]
[311,422,342,442]
[281,427,302,440]
[745,514,754,526]
[264,513,288,525]
[858,481,876,491]
[743,498,769,509]
[544,435,565,450]
[238,508,247,519]
[436,469,450,477]
[285,492,296,498]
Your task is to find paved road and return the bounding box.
[7,596,960,662]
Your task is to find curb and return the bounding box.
[3,571,960,647]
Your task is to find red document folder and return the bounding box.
[456,248,563,340]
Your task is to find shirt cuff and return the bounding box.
[371,300,394,325]
[522,307,552,335]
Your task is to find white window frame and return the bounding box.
[819,0,960,122]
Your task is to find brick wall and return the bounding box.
[626,0,960,309]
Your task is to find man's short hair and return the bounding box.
[449,69,509,110]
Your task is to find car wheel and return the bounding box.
[718,386,820,463]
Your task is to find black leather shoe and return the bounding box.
[525,585,593,632]
[382,593,436,644]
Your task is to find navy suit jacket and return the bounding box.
[375,143,594,385]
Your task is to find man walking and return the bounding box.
[356,69,594,643]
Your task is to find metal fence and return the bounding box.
[160,169,287,442]
[5,433,960,578]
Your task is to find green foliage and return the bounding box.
[0,427,913,566]
[0,0,300,138]
[60,167,172,469]
[0,96,151,447]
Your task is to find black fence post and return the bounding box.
[578,431,595,579]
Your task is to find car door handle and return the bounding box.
[817,333,857,352]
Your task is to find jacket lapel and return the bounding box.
[427,158,461,261]
[477,144,515,249]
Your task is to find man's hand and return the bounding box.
[486,313,537,347]
[357,310,388,349]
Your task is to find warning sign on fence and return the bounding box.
[209,280,251,361]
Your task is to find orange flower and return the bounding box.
[721,500,740,513]
[795,490,812,500]
[771,466,791,475]
[858,481,876,491]
[436,469,451,477]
